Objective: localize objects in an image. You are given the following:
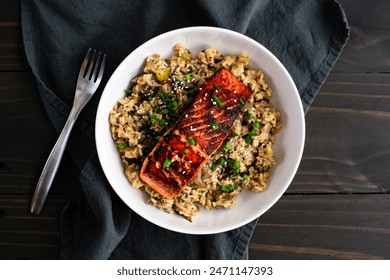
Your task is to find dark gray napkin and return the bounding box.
[21,0,349,259]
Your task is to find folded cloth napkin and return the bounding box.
[21,0,349,259]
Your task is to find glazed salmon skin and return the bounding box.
[140,67,253,198]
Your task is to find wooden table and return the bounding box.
[1,0,389,259]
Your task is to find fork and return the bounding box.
[30,48,106,215]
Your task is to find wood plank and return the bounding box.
[0,0,27,70]
[2,193,390,260]
[0,72,82,195]
[0,195,69,260]
[334,0,390,73]
[249,194,390,259]
[0,0,390,72]
[288,72,390,194]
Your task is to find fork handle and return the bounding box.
[30,106,80,215]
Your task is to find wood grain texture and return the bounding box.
[289,72,390,194]
[0,0,26,71]
[249,194,390,259]
[0,195,67,260]
[334,0,390,72]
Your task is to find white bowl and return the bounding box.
[95,26,305,234]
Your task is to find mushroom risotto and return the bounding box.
[109,43,281,221]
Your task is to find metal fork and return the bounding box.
[30,48,106,215]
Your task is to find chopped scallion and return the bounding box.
[150,114,157,123]
[211,123,219,130]
[188,138,195,145]
[183,148,189,153]
[220,185,228,192]
[185,73,191,81]
[212,94,222,106]
[248,113,253,120]
[153,105,160,112]
[155,135,161,141]
[157,91,166,102]
[117,143,126,149]
[159,119,167,126]
[124,89,132,95]
[214,83,220,89]
[163,159,172,168]
[222,141,230,153]
[254,121,260,128]
[239,99,245,106]
[242,174,249,179]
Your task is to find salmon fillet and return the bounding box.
[140,67,253,198]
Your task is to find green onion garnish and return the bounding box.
[150,114,157,123]
[239,99,245,106]
[162,109,169,114]
[214,83,220,89]
[211,123,218,130]
[212,94,222,106]
[157,91,166,102]
[153,105,160,112]
[188,138,195,145]
[124,89,132,95]
[163,159,172,168]
[250,129,256,136]
[171,100,178,108]
[117,143,126,149]
[222,141,230,153]
[185,73,191,81]
[254,121,260,128]
[220,185,228,192]
[211,163,216,171]
[248,113,253,120]
[242,174,249,179]
[232,131,239,137]
[219,159,226,165]
[183,148,189,153]
[188,89,195,94]
[155,135,161,141]
[245,135,252,144]
[159,119,167,126]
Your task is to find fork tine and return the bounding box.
[91,51,105,83]
[94,53,106,83]
[85,49,97,79]
[78,48,91,79]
